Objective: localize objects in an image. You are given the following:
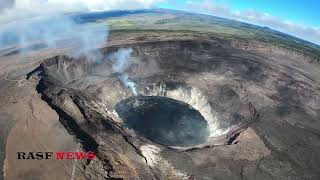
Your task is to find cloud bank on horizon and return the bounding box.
[0,0,163,51]
[0,0,163,24]
[0,0,319,45]
[184,0,320,45]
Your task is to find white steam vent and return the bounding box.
[108,48,138,95]
[143,83,230,138]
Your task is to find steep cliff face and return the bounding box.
[106,31,320,65]
[230,39,320,64]
[24,37,320,179]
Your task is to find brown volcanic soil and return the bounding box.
[0,32,320,180]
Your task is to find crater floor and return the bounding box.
[115,95,210,147]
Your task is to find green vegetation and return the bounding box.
[98,19,134,27]
[97,11,320,62]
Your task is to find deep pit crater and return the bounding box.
[115,96,210,147]
[30,39,260,151]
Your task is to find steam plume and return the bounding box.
[0,0,161,55]
[108,48,138,95]
[120,74,137,95]
[0,15,108,58]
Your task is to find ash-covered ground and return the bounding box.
[0,10,320,180]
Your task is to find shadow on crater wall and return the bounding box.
[115,96,210,147]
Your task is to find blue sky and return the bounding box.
[0,0,319,45]
[159,0,319,27]
[157,0,320,44]
[228,0,319,27]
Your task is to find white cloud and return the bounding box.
[186,0,320,45]
[0,0,163,24]
[0,0,165,52]
[46,0,164,11]
[1,0,319,45]
[0,0,14,13]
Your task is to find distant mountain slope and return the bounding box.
[74,9,320,63]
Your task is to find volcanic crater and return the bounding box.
[23,37,320,179]
[30,39,259,148]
